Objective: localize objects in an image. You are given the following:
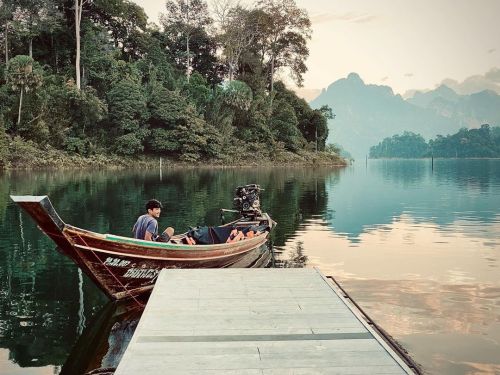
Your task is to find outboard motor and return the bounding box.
[233,184,262,219]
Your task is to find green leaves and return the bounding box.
[256,0,311,88]
[0,117,8,167]
[147,84,187,128]
[107,79,148,155]
[148,128,180,153]
[175,106,222,161]
[113,133,144,155]
[220,80,253,111]
[6,55,43,92]
[370,132,430,158]
[429,125,500,158]
[0,0,337,164]
[270,99,303,152]
[107,79,146,128]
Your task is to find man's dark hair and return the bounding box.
[146,199,162,211]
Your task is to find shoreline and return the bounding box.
[1,138,347,171]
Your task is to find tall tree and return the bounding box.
[163,25,222,84]
[160,0,211,81]
[270,98,303,151]
[8,0,61,58]
[6,55,43,126]
[87,0,148,59]
[215,4,258,81]
[75,0,86,90]
[256,0,311,92]
[2,21,8,65]
[10,0,42,57]
[0,0,14,65]
[107,78,148,155]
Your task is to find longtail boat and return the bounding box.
[11,185,275,301]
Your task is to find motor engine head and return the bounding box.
[233,184,262,218]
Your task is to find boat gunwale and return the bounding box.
[73,240,267,260]
[64,223,270,251]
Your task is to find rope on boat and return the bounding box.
[74,232,145,308]
[39,230,67,239]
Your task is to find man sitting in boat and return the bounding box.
[132,199,174,242]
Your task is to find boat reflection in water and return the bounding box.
[60,299,144,375]
[60,242,273,375]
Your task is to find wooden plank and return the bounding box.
[115,269,413,375]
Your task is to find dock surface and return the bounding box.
[115,268,413,374]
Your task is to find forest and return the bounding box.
[369,125,500,158]
[0,0,343,168]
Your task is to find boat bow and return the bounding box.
[10,194,274,300]
[10,195,71,249]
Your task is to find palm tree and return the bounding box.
[6,55,43,126]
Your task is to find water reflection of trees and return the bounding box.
[1,167,337,242]
[276,241,308,268]
[327,160,500,239]
[0,183,107,368]
[374,159,428,187]
[371,159,499,192]
[0,167,337,369]
[433,159,499,193]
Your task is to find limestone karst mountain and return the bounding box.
[311,73,500,158]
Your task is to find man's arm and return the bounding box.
[144,219,158,241]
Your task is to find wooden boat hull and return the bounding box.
[11,196,274,300]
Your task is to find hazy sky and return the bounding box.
[133,0,500,95]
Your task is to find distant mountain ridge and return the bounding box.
[408,85,460,107]
[408,86,500,128]
[310,73,500,158]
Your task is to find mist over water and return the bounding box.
[0,160,499,374]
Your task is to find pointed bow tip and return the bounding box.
[10,195,49,203]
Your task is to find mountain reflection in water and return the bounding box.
[274,159,500,375]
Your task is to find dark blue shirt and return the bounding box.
[132,214,158,240]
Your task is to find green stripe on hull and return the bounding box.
[104,235,189,249]
[105,230,266,251]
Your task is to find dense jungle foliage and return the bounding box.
[369,125,500,158]
[0,0,341,168]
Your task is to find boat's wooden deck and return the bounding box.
[115,268,413,374]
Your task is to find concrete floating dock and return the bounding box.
[115,268,414,374]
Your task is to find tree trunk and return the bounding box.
[17,88,23,126]
[315,125,318,152]
[29,38,33,58]
[185,0,190,82]
[270,55,275,93]
[186,34,190,82]
[51,35,56,71]
[75,0,82,90]
[268,55,275,112]
[4,23,8,65]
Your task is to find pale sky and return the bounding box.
[133,0,500,95]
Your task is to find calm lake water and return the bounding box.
[0,159,499,375]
